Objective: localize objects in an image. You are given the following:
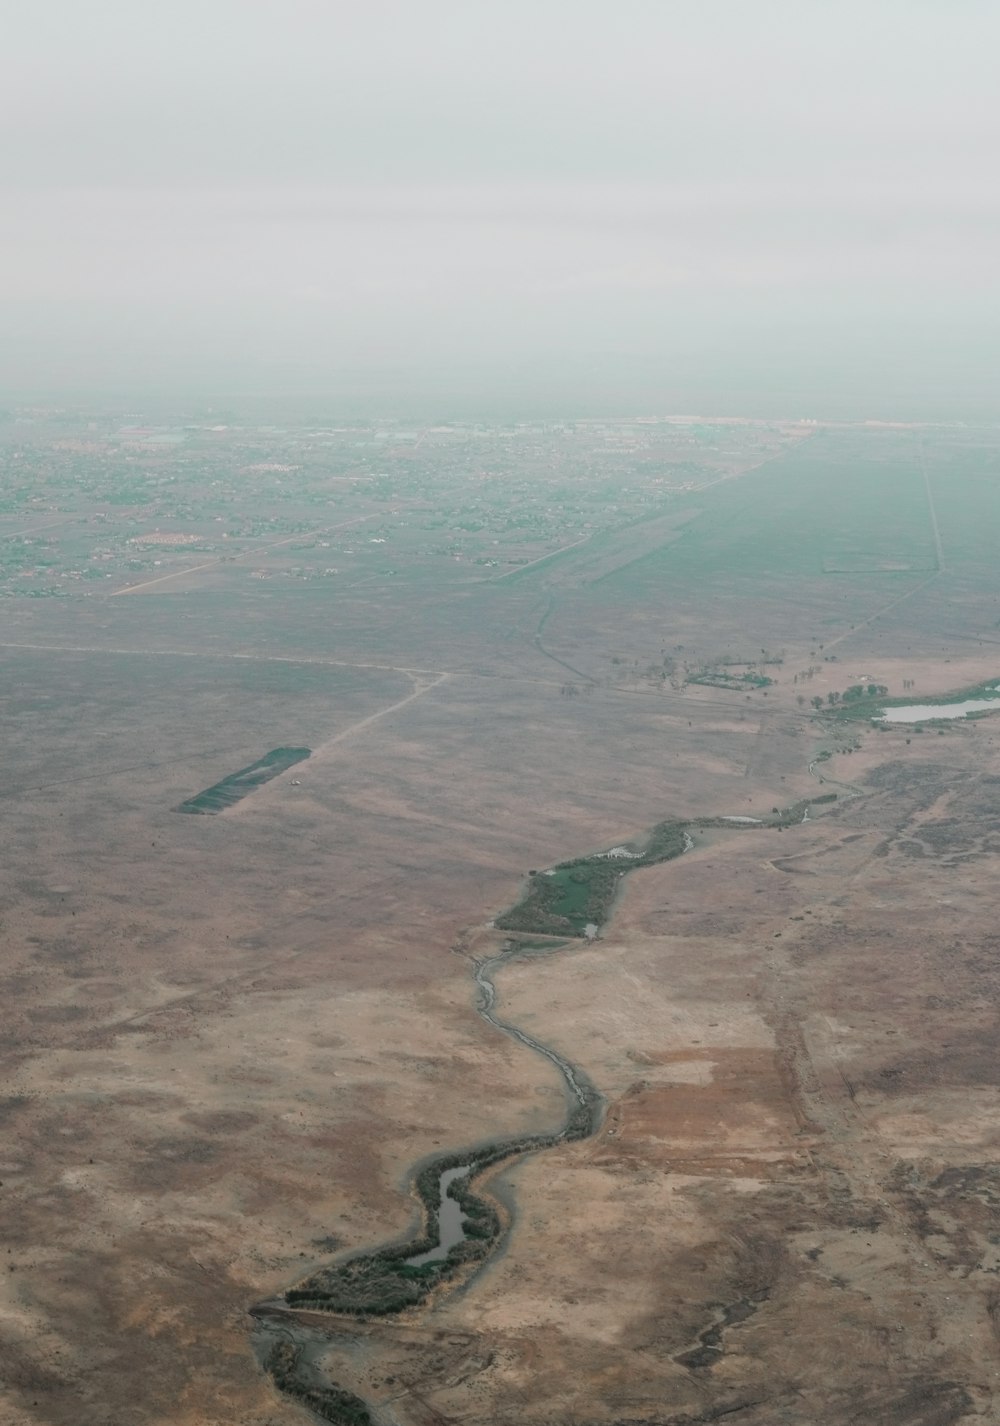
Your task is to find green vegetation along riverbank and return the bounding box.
[495,799,835,938]
[283,1035,598,1318]
[254,793,839,1420]
[263,1340,371,1426]
[825,678,1000,723]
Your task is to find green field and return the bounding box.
[595,435,941,588]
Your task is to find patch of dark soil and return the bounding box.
[866,1027,1000,1096]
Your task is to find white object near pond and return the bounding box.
[720,815,762,824]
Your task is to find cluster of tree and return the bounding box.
[500,821,693,937]
[495,861,620,936]
[770,793,836,824]
[265,1342,371,1426]
[641,820,689,863]
[287,1257,432,1315]
[689,670,774,690]
[809,684,888,709]
[495,893,576,937]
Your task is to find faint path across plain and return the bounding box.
[0,640,442,679]
[490,535,591,583]
[819,571,941,655]
[108,512,384,596]
[305,672,451,764]
[0,516,77,539]
[0,642,828,731]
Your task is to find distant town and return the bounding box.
[0,408,808,599]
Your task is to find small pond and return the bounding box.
[877,696,1000,724]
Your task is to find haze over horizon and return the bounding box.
[3,1,998,418]
[9,13,1000,1422]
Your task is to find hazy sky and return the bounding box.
[3,0,999,413]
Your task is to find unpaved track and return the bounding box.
[821,571,941,654]
[109,512,384,595]
[305,672,451,765]
[1,516,76,539]
[0,640,816,718]
[0,640,443,678]
[491,536,591,582]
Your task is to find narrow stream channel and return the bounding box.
[473,949,596,1123]
[250,935,603,1425]
[398,947,599,1272]
[251,793,838,1423]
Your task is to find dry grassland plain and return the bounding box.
[4,419,1000,1426]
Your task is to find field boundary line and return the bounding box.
[108,512,384,596]
[1,516,76,539]
[490,535,591,582]
[0,640,442,677]
[821,571,941,653]
[0,639,819,714]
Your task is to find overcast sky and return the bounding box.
[3,0,998,414]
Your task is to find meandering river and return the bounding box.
[251,793,836,1423]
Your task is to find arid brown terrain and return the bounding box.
[4,416,1000,1425]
